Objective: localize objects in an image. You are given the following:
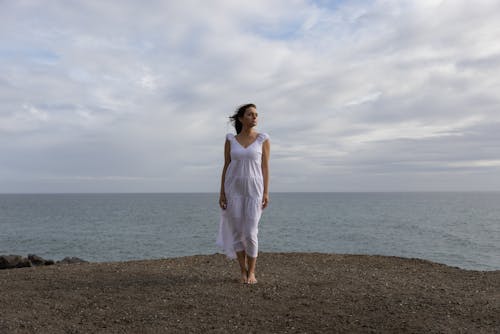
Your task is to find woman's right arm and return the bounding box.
[219,139,231,209]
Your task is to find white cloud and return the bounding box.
[345,92,382,107]
[447,160,500,168]
[343,116,484,145]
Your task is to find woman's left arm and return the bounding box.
[261,139,271,209]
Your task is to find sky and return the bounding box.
[1,0,500,193]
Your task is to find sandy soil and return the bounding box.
[0,252,498,333]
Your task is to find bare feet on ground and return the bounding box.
[247,272,257,284]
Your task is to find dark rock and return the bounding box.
[57,257,88,265]
[1,254,86,269]
[28,254,51,266]
[0,255,32,269]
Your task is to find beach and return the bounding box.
[0,252,498,333]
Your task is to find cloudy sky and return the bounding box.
[1,0,500,193]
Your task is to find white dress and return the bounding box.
[216,132,270,259]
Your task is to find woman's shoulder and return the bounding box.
[225,133,235,141]
[258,132,270,142]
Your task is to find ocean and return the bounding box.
[0,192,499,271]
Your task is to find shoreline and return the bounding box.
[2,251,498,272]
[1,252,499,333]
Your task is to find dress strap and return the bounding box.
[258,133,270,143]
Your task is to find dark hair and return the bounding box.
[229,103,256,134]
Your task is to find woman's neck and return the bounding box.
[240,127,256,136]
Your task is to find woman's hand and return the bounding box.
[219,193,227,210]
[262,193,269,209]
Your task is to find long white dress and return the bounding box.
[216,132,270,259]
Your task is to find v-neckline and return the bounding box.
[234,133,260,149]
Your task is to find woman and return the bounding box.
[216,103,270,284]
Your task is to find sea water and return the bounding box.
[0,192,498,270]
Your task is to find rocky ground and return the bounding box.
[0,252,499,333]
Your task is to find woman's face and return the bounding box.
[239,106,258,128]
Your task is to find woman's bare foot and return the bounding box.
[236,251,248,283]
[247,272,257,284]
[240,270,248,284]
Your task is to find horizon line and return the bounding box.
[1,190,500,195]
